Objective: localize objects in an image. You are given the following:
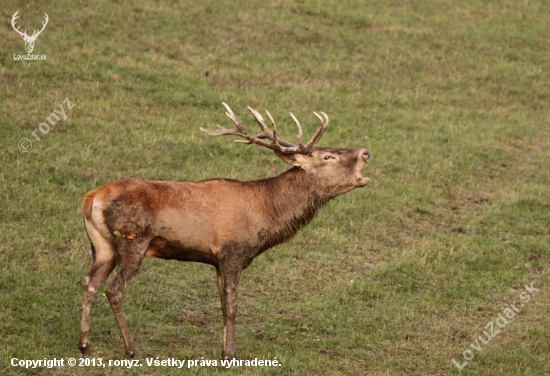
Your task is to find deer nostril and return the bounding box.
[362,151,370,161]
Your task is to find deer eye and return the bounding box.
[323,155,334,161]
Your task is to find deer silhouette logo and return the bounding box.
[11,11,49,54]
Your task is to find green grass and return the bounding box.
[1,0,549,375]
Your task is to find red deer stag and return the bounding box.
[78,103,371,359]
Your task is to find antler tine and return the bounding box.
[304,111,329,147]
[289,112,303,145]
[264,110,280,148]
[199,124,232,136]
[247,106,274,140]
[222,102,242,129]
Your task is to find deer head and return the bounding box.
[11,11,49,54]
[201,103,371,198]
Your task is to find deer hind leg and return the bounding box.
[105,239,148,358]
[78,221,117,355]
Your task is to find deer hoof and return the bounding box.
[221,352,236,360]
[77,342,91,356]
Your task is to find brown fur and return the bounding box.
[77,145,370,359]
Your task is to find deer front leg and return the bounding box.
[217,263,242,360]
[215,267,226,319]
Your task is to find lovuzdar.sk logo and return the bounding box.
[11,10,49,61]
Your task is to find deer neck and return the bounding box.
[254,167,329,251]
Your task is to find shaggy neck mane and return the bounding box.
[254,167,330,252]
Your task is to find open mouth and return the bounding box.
[362,150,370,162]
[356,150,370,186]
[356,172,370,186]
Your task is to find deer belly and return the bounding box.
[146,236,217,265]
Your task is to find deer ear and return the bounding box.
[276,152,312,169]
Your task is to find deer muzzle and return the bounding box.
[356,149,371,186]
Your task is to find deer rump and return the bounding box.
[78,103,370,359]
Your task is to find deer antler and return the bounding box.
[200,103,329,155]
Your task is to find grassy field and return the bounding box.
[1,0,549,374]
